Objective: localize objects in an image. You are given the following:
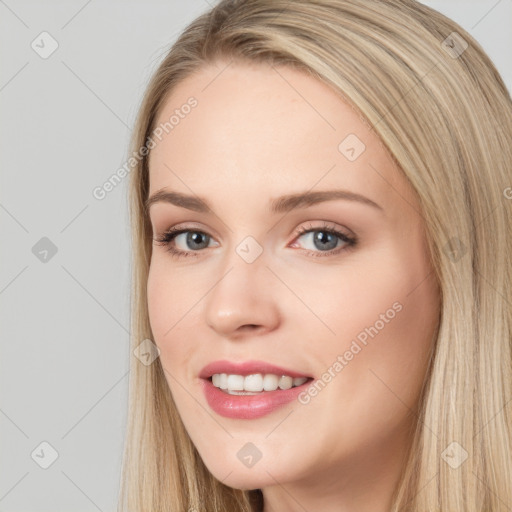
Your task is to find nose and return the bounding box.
[204,252,281,338]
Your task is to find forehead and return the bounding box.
[147,59,416,214]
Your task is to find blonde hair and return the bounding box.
[118,1,512,510]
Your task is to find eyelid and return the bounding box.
[154,221,346,244]
[154,219,352,239]
[153,221,218,239]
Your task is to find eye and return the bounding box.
[153,221,357,259]
[153,227,216,258]
[290,222,357,258]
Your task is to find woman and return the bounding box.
[119,1,512,511]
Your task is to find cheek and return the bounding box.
[321,256,439,415]
[292,263,439,457]
[146,260,198,374]
[147,263,171,341]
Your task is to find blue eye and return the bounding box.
[153,222,357,259]
[154,228,214,258]
[292,223,356,256]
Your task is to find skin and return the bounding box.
[146,58,441,512]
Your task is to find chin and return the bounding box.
[216,470,274,491]
[199,456,280,490]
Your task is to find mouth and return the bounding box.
[199,360,314,419]
[207,373,314,395]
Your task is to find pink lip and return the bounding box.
[201,378,311,419]
[199,359,313,419]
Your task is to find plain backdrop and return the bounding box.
[1,1,511,510]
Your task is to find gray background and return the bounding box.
[1,1,511,510]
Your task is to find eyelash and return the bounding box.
[153,222,357,260]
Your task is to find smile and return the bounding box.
[211,373,309,394]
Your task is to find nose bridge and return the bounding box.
[203,235,281,336]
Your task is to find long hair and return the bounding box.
[118,1,512,510]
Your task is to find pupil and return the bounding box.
[188,232,208,249]
[314,231,336,250]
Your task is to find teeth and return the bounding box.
[279,376,293,390]
[244,373,263,392]
[293,377,308,387]
[227,374,244,391]
[211,373,309,393]
[263,374,279,391]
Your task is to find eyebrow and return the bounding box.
[145,188,383,214]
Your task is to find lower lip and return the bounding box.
[201,378,311,419]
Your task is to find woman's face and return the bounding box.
[146,58,440,497]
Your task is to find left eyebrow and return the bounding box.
[145,188,383,214]
[270,189,383,213]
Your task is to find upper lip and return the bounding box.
[199,359,312,379]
